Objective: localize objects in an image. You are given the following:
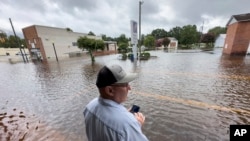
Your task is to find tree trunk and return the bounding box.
[88,50,95,63]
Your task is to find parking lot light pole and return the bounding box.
[52,42,58,62]
[9,18,26,63]
[139,0,143,55]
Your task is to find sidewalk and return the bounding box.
[0,56,28,63]
[0,48,29,56]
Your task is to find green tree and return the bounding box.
[201,33,215,47]
[208,26,226,38]
[141,34,145,46]
[151,28,168,39]
[143,35,155,49]
[168,26,182,42]
[8,35,22,48]
[88,31,95,36]
[95,40,105,50]
[77,36,104,63]
[162,37,170,47]
[0,33,25,48]
[66,27,73,32]
[180,25,199,48]
[102,34,114,41]
[0,32,7,48]
[115,34,129,53]
[118,42,128,53]
[115,34,129,45]
[21,39,27,48]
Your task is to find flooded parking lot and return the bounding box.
[1,49,250,141]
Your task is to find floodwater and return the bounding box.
[0,49,250,141]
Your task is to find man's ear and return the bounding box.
[105,86,114,96]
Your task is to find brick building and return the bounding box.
[223,13,250,55]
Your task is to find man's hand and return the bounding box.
[134,112,145,126]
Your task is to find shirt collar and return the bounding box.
[98,97,125,109]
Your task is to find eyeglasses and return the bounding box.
[111,83,129,87]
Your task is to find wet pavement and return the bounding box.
[0,49,250,141]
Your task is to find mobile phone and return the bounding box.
[130,105,140,113]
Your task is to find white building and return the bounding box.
[156,37,178,50]
[22,25,102,61]
[214,34,226,48]
[167,37,178,48]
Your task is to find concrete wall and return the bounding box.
[0,48,29,56]
[0,48,30,63]
[107,44,117,51]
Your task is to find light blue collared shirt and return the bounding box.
[83,97,148,141]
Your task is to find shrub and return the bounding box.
[118,43,128,53]
[140,52,150,60]
[121,53,127,60]
[128,53,133,58]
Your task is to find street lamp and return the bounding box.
[139,0,144,55]
[52,42,59,62]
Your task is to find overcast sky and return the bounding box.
[1,0,250,38]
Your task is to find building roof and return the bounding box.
[104,41,117,44]
[157,37,177,42]
[226,13,250,26]
[168,37,177,41]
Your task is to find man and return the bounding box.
[83,64,148,141]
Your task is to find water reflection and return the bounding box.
[0,50,250,141]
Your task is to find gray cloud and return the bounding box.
[1,0,250,38]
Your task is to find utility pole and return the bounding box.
[139,0,143,56]
[199,21,204,48]
[9,18,27,63]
